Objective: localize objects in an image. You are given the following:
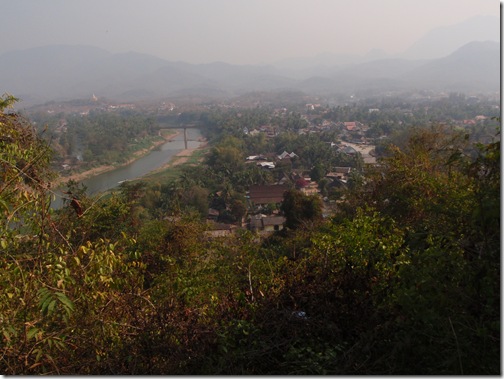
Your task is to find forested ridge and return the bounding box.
[0,93,500,374]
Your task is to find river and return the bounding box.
[52,128,203,207]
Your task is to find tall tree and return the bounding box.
[281,189,323,229]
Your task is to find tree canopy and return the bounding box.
[0,95,500,374]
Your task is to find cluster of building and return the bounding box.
[203,115,379,237]
[204,163,356,238]
[245,151,298,170]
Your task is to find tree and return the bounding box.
[349,125,474,232]
[206,144,244,176]
[338,125,500,374]
[0,96,147,374]
[281,189,323,229]
[310,163,326,182]
[0,94,54,236]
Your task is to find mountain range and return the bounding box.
[0,15,499,107]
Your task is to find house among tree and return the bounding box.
[203,221,237,239]
[344,122,357,131]
[277,151,298,160]
[247,184,289,211]
[245,154,268,161]
[257,161,276,169]
[207,208,220,221]
[246,155,278,169]
[258,125,278,138]
[339,145,358,155]
[326,167,352,181]
[249,214,286,233]
[299,180,320,196]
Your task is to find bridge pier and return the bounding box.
[184,127,188,149]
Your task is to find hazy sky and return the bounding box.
[1,0,499,65]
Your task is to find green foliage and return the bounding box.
[281,189,323,229]
[34,109,159,172]
[0,93,18,109]
[349,126,474,233]
[337,126,500,374]
[0,99,54,235]
[0,97,499,374]
[206,139,244,175]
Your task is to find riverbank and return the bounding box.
[52,130,180,187]
[147,137,208,174]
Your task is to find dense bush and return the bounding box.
[0,96,499,374]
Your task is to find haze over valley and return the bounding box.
[0,1,499,107]
[0,1,501,375]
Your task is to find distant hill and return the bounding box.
[298,41,499,95]
[0,45,291,106]
[0,45,222,105]
[0,45,112,104]
[401,15,500,60]
[274,15,500,76]
[401,40,500,92]
[0,41,499,107]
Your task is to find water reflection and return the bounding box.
[51,128,202,208]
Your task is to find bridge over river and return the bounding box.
[161,124,200,150]
[51,128,204,208]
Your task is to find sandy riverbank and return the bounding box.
[52,131,181,187]
[147,137,208,174]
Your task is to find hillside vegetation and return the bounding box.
[0,94,499,374]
